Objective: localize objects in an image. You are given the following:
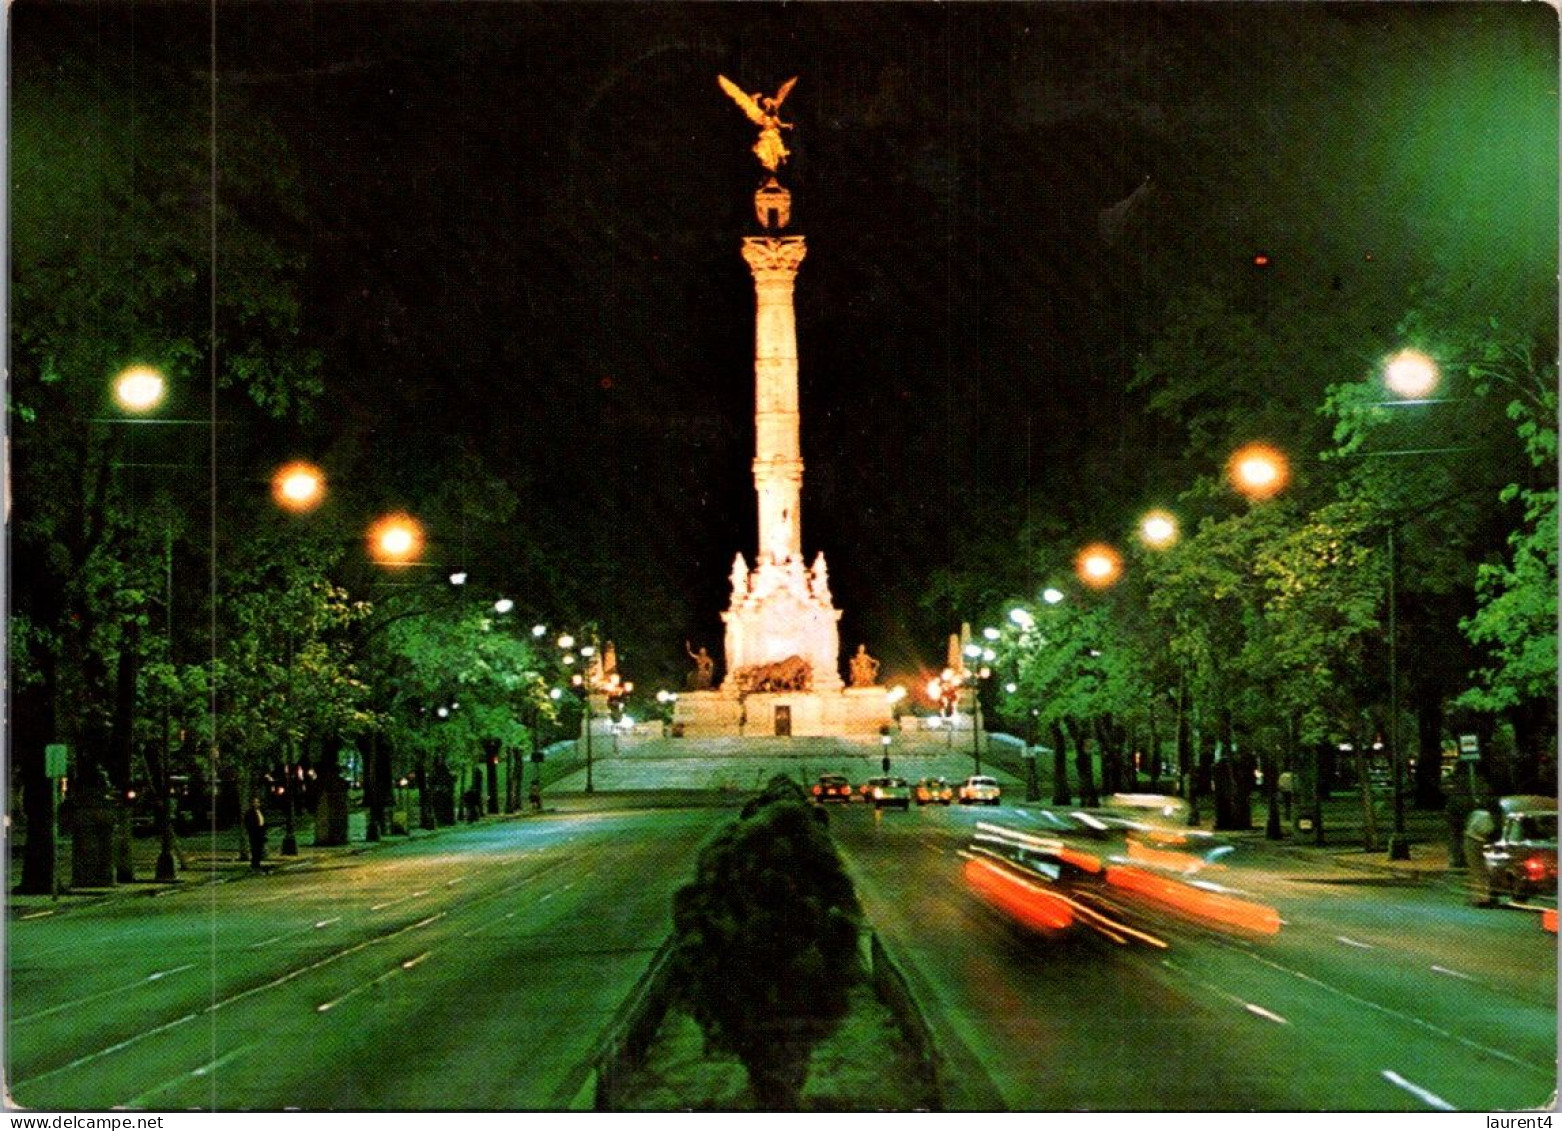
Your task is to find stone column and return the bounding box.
[742,234,807,565]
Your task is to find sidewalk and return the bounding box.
[5,806,545,918]
[1187,796,1462,881]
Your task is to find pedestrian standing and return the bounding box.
[243,796,267,869]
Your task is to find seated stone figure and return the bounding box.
[849,644,880,688]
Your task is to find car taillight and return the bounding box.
[812,786,821,795]
[1523,855,1552,880]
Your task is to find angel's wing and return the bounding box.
[718,74,767,126]
[772,77,798,108]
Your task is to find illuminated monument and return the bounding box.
[674,77,891,738]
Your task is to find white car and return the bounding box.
[959,775,1002,806]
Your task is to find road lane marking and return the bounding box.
[538,881,578,903]
[370,889,430,911]
[20,1012,202,1085]
[1382,1070,1456,1111]
[1430,964,1475,982]
[15,908,449,1090]
[1231,944,1546,1072]
[1162,958,1286,1025]
[13,965,197,1024]
[121,1043,254,1108]
[249,916,343,949]
[1336,936,1374,949]
[19,910,56,920]
[1243,1003,1289,1025]
[16,857,588,1090]
[316,951,433,1013]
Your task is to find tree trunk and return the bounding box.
[1050,720,1071,805]
[1509,699,1557,793]
[109,625,138,882]
[1413,696,1445,809]
[1094,716,1117,796]
[1066,717,1099,807]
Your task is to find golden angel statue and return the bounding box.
[718,74,798,172]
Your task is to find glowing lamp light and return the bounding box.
[1009,607,1035,630]
[1139,510,1178,549]
[558,634,575,650]
[271,462,325,512]
[1076,543,1123,589]
[493,598,514,614]
[1042,587,1065,605]
[113,365,167,413]
[532,624,547,637]
[1384,349,1439,399]
[1227,443,1289,501]
[982,626,1001,641]
[368,513,424,564]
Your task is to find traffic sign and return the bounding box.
[1458,734,1479,763]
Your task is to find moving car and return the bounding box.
[811,773,854,804]
[1466,795,1558,905]
[862,776,911,810]
[959,775,1002,806]
[915,777,954,806]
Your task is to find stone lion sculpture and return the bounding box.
[731,655,812,694]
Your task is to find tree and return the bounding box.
[1454,331,1559,790]
[9,10,321,892]
[670,777,863,1110]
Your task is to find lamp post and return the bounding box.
[111,367,182,883]
[1378,350,1440,859]
[964,637,996,777]
[269,463,326,856]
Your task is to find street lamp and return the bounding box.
[1076,543,1123,589]
[1138,509,1179,549]
[112,366,182,883]
[113,365,166,413]
[1384,349,1440,400]
[271,461,325,513]
[367,513,425,565]
[1227,443,1290,501]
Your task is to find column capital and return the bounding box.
[742,235,807,280]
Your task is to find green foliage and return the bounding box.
[213,547,376,778]
[373,605,548,770]
[671,788,863,1110]
[1460,485,1558,713]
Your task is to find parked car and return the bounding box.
[959,775,1002,806]
[862,776,911,810]
[810,773,854,804]
[1466,795,1558,905]
[915,777,954,806]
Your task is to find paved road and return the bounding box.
[6,807,730,1111]
[831,799,1557,1112]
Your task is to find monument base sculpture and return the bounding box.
[673,685,893,739]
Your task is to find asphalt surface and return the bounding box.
[6,806,731,1111]
[5,738,1554,1112]
[831,798,1557,1112]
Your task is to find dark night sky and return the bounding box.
[14,2,1556,686]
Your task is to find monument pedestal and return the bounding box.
[672,686,893,739]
